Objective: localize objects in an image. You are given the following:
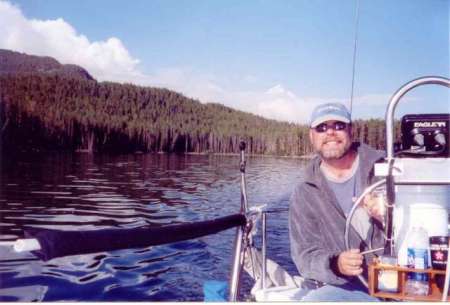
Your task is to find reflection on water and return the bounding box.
[0,152,306,301]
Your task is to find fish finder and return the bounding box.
[400,113,450,157]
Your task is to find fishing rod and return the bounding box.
[349,0,360,114]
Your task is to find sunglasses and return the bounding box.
[313,122,348,133]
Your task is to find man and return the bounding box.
[289,102,385,301]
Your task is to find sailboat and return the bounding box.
[2,75,450,301]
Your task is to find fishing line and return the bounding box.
[349,0,361,115]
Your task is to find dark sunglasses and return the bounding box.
[313,122,348,133]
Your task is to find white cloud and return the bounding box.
[243,84,309,123]
[357,93,418,107]
[0,1,140,83]
[147,67,226,104]
[0,0,389,124]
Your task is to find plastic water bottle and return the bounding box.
[404,226,430,296]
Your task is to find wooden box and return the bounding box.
[368,262,449,301]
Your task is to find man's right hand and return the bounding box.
[337,249,363,276]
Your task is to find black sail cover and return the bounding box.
[24,214,246,261]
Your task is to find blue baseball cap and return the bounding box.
[310,103,351,128]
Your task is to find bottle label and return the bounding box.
[407,248,429,281]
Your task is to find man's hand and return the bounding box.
[362,193,385,222]
[337,249,363,276]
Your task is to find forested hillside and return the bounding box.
[0,49,396,155]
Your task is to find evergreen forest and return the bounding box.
[0,49,399,156]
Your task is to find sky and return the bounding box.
[0,0,448,124]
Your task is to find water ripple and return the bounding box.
[0,153,306,301]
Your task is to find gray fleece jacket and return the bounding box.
[289,142,385,285]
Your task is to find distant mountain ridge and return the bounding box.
[0,49,94,80]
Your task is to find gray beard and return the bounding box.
[319,142,351,160]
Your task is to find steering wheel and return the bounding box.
[344,178,387,288]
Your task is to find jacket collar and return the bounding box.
[304,142,384,187]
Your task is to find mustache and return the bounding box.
[322,138,342,143]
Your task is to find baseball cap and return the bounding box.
[310,103,351,128]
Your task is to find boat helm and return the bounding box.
[394,112,450,265]
[345,76,450,289]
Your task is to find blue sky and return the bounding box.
[0,0,448,124]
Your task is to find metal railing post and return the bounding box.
[229,227,244,301]
[229,141,251,301]
[262,212,267,290]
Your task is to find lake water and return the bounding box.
[0,152,307,301]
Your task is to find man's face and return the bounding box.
[309,120,352,160]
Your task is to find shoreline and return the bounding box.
[3,149,315,160]
[181,151,314,159]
